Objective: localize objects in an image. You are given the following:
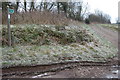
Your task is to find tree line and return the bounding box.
[2,0,111,24]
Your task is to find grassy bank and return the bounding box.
[1,23,117,68]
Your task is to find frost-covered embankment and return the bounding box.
[1,24,117,68]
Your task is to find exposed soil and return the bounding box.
[2,60,118,78]
[41,66,118,78]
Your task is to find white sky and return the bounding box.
[84,0,119,23]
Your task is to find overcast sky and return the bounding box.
[11,0,119,23]
[36,0,120,23]
[84,0,119,23]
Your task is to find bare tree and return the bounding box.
[89,10,111,23]
[57,2,60,14]
[24,0,27,12]
[48,2,55,11]
[2,2,10,24]
[29,0,35,11]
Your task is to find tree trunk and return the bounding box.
[24,0,27,12]
[57,2,60,14]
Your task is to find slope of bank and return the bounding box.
[1,23,118,68]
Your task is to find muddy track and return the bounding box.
[2,61,115,78]
[90,24,118,48]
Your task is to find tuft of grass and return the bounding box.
[18,53,27,57]
[70,43,79,47]
[89,46,98,52]
[81,48,88,53]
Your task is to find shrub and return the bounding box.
[2,25,94,46]
[85,18,90,24]
[55,26,65,31]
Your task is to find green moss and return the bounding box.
[89,47,98,52]
[18,53,26,57]
[70,43,79,47]
[32,46,39,50]
[78,52,82,54]
[8,48,17,53]
[2,62,10,65]
[55,25,65,31]
[43,39,51,45]
[81,48,88,53]
[53,54,59,57]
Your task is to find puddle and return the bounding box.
[32,72,55,78]
[112,70,119,74]
[106,74,118,78]
[32,73,48,78]
[111,65,120,68]
[105,65,119,78]
[105,70,119,78]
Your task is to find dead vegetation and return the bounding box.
[5,11,70,26]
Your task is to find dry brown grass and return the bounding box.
[9,11,70,26]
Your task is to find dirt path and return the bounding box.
[2,61,118,78]
[2,61,111,78]
[41,66,118,78]
[90,24,118,48]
